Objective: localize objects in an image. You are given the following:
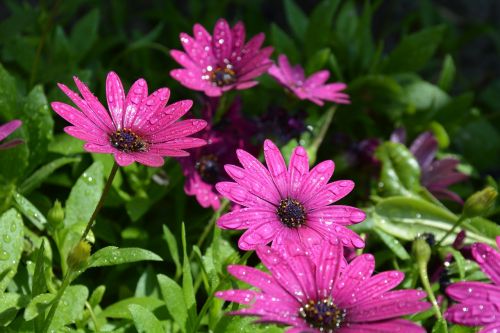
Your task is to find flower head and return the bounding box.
[445,237,500,332]
[215,139,366,251]
[0,120,23,150]
[391,128,467,203]
[170,19,273,96]
[268,55,350,106]
[216,241,430,332]
[51,72,207,167]
[179,98,257,210]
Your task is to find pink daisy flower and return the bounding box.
[444,236,500,332]
[51,72,207,167]
[216,241,431,333]
[268,54,350,106]
[179,98,257,210]
[215,139,366,251]
[0,120,23,150]
[170,19,273,97]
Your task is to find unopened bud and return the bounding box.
[67,240,91,270]
[47,200,64,229]
[413,237,431,266]
[463,187,497,218]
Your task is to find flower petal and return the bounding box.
[106,71,125,129]
[217,207,277,230]
[148,119,207,143]
[316,241,343,299]
[216,182,275,209]
[445,302,500,326]
[305,180,355,209]
[0,120,21,141]
[123,78,148,129]
[212,18,232,62]
[299,160,334,203]
[263,140,288,198]
[472,242,500,285]
[288,146,309,199]
[238,221,281,250]
[343,319,426,333]
[446,281,500,303]
[133,87,170,130]
[114,151,134,166]
[224,164,278,204]
[308,205,366,226]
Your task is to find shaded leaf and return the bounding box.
[0,208,24,292]
[128,304,164,333]
[158,274,187,332]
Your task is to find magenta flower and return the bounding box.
[0,120,23,150]
[391,128,468,203]
[268,54,350,106]
[51,72,207,167]
[216,241,431,332]
[445,237,500,332]
[179,98,257,210]
[215,139,366,251]
[170,19,273,97]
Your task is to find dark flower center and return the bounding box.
[110,128,149,153]
[209,65,236,87]
[277,198,306,228]
[195,154,220,184]
[299,299,347,332]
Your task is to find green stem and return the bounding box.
[85,301,100,332]
[436,215,467,247]
[309,106,336,164]
[41,270,73,333]
[417,255,442,320]
[80,162,119,241]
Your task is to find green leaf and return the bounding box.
[24,293,53,321]
[48,133,85,155]
[375,142,421,197]
[215,315,283,333]
[32,240,47,297]
[405,80,449,113]
[438,54,455,92]
[270,23,298,63]
[69,9,99,60]
[432,318,448,333]
[0,293,29,326]
[18,156,81,194]
[162,225,181,278]
[128,304,164,333]
[58,162,104,273]
[306,48,331,74]
[98,296,164,320]
[448,248,466,280]
[373,227,410,260]
[86,246,162,268]
[181,223,196,332]
[88,285,106,308]
[0,208,24,292]
[12,191,46,230]
[20,85,54,171]
[305,0,340,55]
[375,196,498,246]
[384,25,445,73]
[284,0,308,40]
[48,285,88,331]
[157,274,188,332]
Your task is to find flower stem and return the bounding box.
[80,162,119,242]
[417,256,443,320]
[436,215,467,247]
[41,270,73,333]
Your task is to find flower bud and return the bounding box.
[463,186,498,218]
[413,237,431,267]
[47,200,64,229]
[67,240,91,270]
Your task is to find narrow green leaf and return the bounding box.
[157,274,188,332]
[432,318,448,333]
[13,191,46,230]
[284,0,308,40]
[69,9,99,59]
[373,227,410,260]
[375,196,498,246]
[128,304,164,333]
[271,23,298,63]
[0,208,24,292]
[438,54,455,92]
[32,240,47,297]
[162,225,181,278]
[181,223,196,332]
[375,142,421,197]
[384,25,445,73]
[19,156,81,194]
[87,246,162,268]
[448,248,466,279]
[88,285,106,308]
[98,296,164,320]
[305,48,331,75]
[305,0,340,55]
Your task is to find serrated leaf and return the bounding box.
[86,246,162,268]
[384,25,445,73]
[0,208,24,292]
[375,142,421,197]
[284,0,308,41]
[13,191,46,230]
[129,304,164,333]
[157,274,187,332]
[18,156,81,194]
[98,296,164,320]
[374,196,498,246]
[162,225,181,278]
